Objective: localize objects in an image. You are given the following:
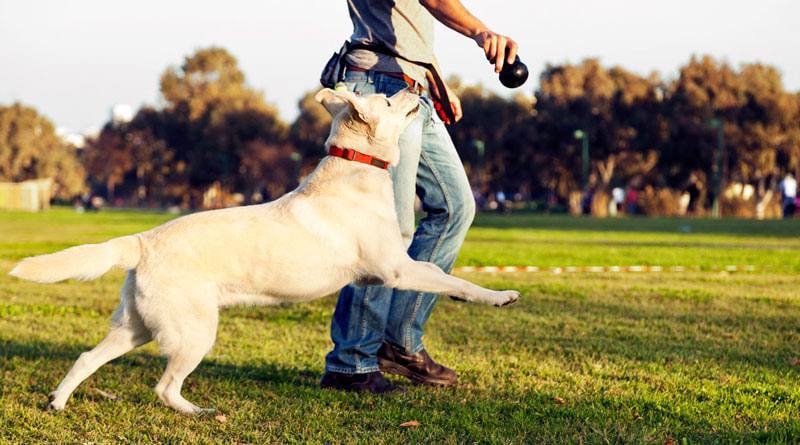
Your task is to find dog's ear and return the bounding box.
[315,89,347,117]
[315,88,372,123]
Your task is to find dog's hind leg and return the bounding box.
[393,260,520,307]
[48,272,152,411]
[152,308,218,415]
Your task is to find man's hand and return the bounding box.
[445,84,462,122]
[472,30,518,73]
[419,0,520,73]
[426,71,463,123]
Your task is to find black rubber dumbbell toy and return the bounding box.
[499,56,529,89]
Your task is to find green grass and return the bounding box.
[1,208,800,443]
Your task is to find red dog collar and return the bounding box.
[328,146,390,170]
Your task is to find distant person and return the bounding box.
[678,191,690,216]
[581,188,594,215]
[625,187,638,215]
[472,186,486,211]
[612,187,624,215]
[73,197,85,213]
[89,196,105,211]
[685,175,702,215]
[319,0,520,394]
[780,172,797,218]
[496,190,507,213]
[546,189,559,212]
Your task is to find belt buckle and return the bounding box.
[342,148,356,161]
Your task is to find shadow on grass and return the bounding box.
[3,338,800,442]
[0,338,321,391]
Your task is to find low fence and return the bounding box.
[0,179,53,211]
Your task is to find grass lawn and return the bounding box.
[1,208,800,443]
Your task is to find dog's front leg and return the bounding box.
[391,260,519,307]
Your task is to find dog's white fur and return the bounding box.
[10,88,519,414]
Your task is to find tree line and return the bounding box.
[1,47,798,216]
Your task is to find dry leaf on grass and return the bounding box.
[399,420,420,428]
[790,358,800,366]
[215,414,227,423]
[664,438,676,445]
[91,388,118,400]
[552,396,566,405]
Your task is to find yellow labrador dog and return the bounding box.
[10,88,519,414]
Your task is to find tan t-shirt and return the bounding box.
[344,0,435,85]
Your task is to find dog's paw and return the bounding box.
[46,401,64,411]
[492,290,520,307]
[46,393,65,411]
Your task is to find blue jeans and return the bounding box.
[325,70,476,374]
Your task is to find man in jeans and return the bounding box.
[321,0,519,393]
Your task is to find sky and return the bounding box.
[1,0,799,133]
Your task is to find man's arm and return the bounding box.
[419,0,518,72]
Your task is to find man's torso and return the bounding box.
[345,0,434,85]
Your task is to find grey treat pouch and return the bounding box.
[320,42,349,88]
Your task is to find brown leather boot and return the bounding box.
[320,371,404,394]
[377,342,457,387]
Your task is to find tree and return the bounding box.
[0,103,85,199]
[85,47,293,207]
[777,92,800,177]
[76,48,800,217]
[83,108,178,205]
[160,47,271,121]
[662,56,744,197]
[159,47,289,200]
[535,59,665,213]
[664,56,800,215]
[82,124,133,202]
[732,63,799,182]
[289,89,331,159]
[448,78,534,195]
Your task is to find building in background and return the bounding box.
[56,127,87,149]
[111,104,134,125]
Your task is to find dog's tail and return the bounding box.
[9,235,141,284]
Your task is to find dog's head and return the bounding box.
[315,88,421,166]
